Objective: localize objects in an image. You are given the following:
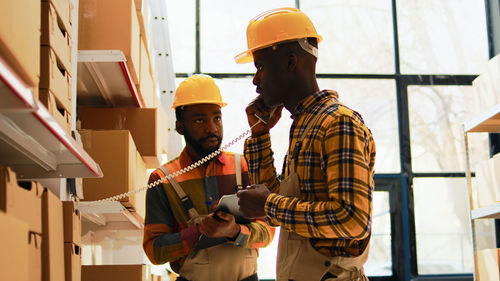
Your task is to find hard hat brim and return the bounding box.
[235,50,254,64]
[172,101,228,110]
[234,35,323,64]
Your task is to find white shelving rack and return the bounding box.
[77,50,144,108]
[0,56,102,180]
[77,201,143,230]
[462,102,500,280]
[74,0,178,238]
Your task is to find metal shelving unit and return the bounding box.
[0,56,103,180]
[463,102,500,280]
[77,50,144,108]
[77,201,143,230]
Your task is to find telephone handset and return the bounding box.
[87,111,272,206]
[254,106,277,124]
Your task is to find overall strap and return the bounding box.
[289,105,332,172]
[234,153,242,188]
[157,165,201,223]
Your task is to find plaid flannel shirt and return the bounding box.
[244,90,376,257]
[143,150,275,271]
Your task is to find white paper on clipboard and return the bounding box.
[215,194,251,224]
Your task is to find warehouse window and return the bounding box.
[412,177,475,275]
[165,0,490,280]
[408,86,489,173]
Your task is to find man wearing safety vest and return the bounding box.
[236,8,376,281]
[143,74,275,281]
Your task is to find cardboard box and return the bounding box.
[40,46,72,112]
[135,0,142,11]
[0,0,40,87]
[39,90,72,133]
[29,232,43,281]
[0,167,43,233]
[42,188,65,281]
[0,212,30,281]
[63,201,81,245]
[64,243,81,281]
[138,36,156,108]
[78,108,162,168]
[492,152,500,203]
[82,265,147,281]
[477,248,500,281]
[475,157,500,208]
[472,55,500,115]
[134,150,148,219]
[41,2,72,73]
[79,0,141,84]
[79,130,137,203]
[42,0,72,35]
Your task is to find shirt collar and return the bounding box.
[292,90,339,119]
[179,147,226,168]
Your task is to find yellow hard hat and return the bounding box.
[235,7,322,64]
[172,74,227,109]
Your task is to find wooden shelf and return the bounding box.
[464,102,500,133]
[471,203,500,219]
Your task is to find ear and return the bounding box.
[286,53,298,72]
[175,120,184,135]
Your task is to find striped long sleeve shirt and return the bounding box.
[142,149,274,272]
[244,90,376,257]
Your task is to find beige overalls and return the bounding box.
[276,106,370,281]
[159,155,258,281]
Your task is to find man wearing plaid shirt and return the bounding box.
[235,8,376,281]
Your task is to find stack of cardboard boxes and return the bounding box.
[76,0,168,219]
[1,0,168,278]
[470,55,500,281]
[0,166,82,281]
[39,0,74,133]
[63,201,82,281]
[1,0,73,131]
[76,0,168,279]
[0,0,41,95]
[78,0,158,108]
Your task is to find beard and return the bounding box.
[184,132,222,157]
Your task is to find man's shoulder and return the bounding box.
[321,101,373,136]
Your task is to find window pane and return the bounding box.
[216,78,293,171]
[318,79,400,173]
[414,177,473,274]
[409,86,489,173]
[301,0,394,74]
[365,191,392,276]
[397,0,488,74]
[200,0,294,73]
[166,0,196,73]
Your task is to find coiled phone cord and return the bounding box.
[85,119,266,206]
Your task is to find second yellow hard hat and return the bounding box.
[172,74,227,109]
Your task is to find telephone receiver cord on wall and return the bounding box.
[83,114,273,207]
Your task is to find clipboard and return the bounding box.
[213,194,251,224]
